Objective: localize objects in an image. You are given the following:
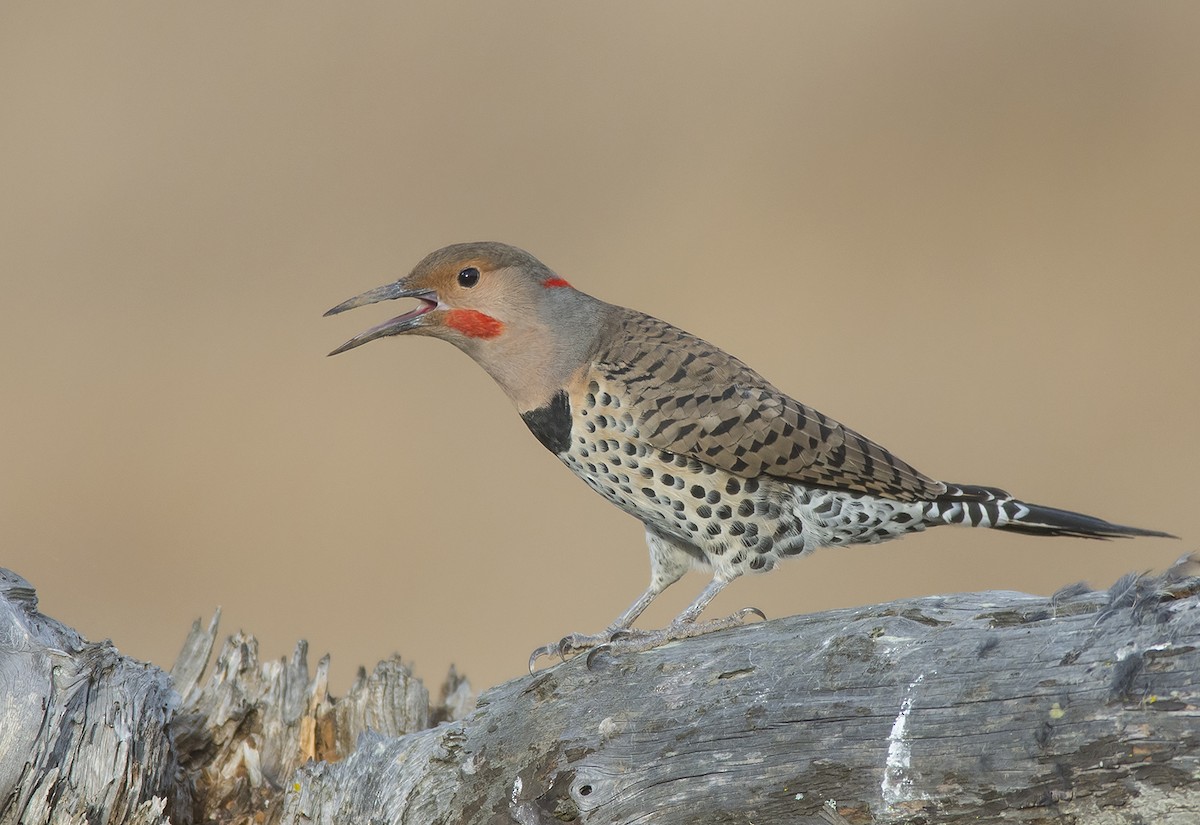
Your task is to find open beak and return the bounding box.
[324,281,439,355]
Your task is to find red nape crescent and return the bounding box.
[446,309,505,339]
[543,277,571,288]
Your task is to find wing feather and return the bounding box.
[592,311,944,501]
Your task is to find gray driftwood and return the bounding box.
[0,569,183,825]
[284,559,1200,824]
[2,561,1199,824]
[0,568,469,825]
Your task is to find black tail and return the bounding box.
[926,483,1176,540]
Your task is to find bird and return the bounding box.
[325,241,1174,671]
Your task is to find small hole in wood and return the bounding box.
[578,784,593,796]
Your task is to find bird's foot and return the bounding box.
[528,630,625,673]
[527,607,766,673]
[596,607,767,657]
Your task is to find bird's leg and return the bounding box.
[528,529,764,671]
[528,527,690,672]
[630,532,764,641]
[670,574,735,624]
[527,583,664,672]
[614,573,763,652]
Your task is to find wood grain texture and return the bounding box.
[0,569,185,825]
[285,560,1200,824]
[1,560,1198,824]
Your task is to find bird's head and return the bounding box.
[326,242,605,408]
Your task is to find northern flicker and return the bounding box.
[326,241,1173,671]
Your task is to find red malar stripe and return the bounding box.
[446,309,505,339]
[543,277,571,288]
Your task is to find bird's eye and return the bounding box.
[457,267,481,288]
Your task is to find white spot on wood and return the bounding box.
[873,634,916,647]
[1115,643,1139,661]
[598,714,628,738]
[881,673,929,807]
[240,740,263,788]
[511,775,523,805]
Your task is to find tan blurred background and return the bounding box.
[1,2,1196,693]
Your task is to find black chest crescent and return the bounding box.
[521,390,573,455]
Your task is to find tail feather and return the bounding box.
[926,483,1176,540]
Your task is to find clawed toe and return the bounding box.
[527,642,561,674]
[585,644,615,669]
[528,631,618,673]
[738,606,767,622]
[676,606,767,636]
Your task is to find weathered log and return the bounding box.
[2,559,1199,824]
[167,614,472,823]
[0,569,184,825]
[283,559,1200,824]
[0,568,471,825]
